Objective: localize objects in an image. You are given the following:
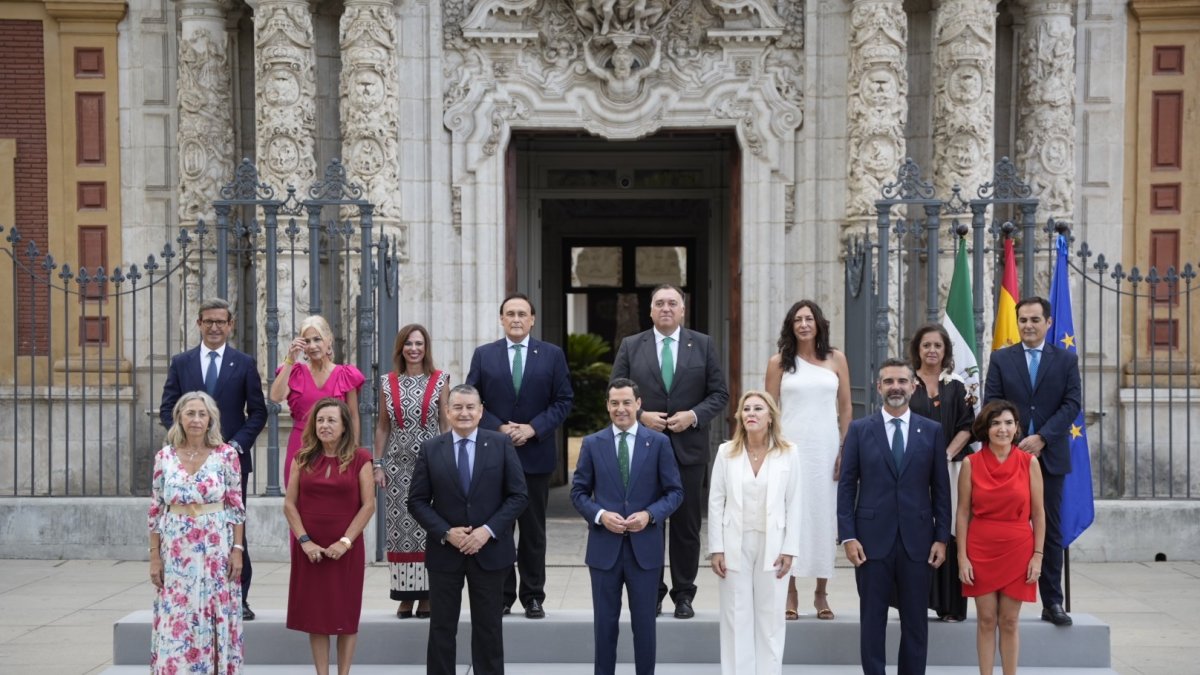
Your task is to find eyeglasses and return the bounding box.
[200,319,230,328]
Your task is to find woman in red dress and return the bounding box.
[284,398,375,675]
[958,400,1046,675]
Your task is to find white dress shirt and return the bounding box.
[200,344,226,381]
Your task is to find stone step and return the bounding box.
[99,666,1120,675]
[112,609,1110,667]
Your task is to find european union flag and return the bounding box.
[1049,234,1094,547]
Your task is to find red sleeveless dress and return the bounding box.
[961,447,1037,602]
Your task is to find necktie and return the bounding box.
[457,438,471,494]
[512,344,524,394]
[617,432,630,489]
[205,352,219,396]
[660,336,675,391]
[890,418,904,470]
[1027,349,1041,434]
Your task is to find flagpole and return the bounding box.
[1064,548,1071,612]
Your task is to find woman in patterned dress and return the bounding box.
[372,323,448,619]
[149,391,246,674]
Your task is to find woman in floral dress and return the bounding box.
[372,323,448,618]
[149,391,246,674]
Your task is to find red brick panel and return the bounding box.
[1149,229,1180,306]
[1151,91,1183,170]
[74,47,104,78]
[78,225,108,301]
[0,20,50,355]
[77,181,107,210]
[76,92,105,166]
[1153,46,1184,75]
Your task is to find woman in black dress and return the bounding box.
[909,323,976,622]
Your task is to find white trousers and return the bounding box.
[718,528,789,675]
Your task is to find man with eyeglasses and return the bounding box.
[160,297,268,619]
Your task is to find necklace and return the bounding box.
[747,447,766,462]
[181,445,207,462]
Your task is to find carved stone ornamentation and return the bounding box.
[177,0,235,227]
[1015,0,1075,220]
[845,0,908,222]
[932,0,996,198]
[339,0,401,230]
[255,0,317,198]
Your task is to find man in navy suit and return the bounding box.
[984,295,1081,627]
[611,283,728,618]
[571,377,684,675]
[159,297,267,619]
[408,384,528,675]
[838,358,951,675]
[466,293,573,618]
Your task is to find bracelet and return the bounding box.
[1033,550,1043,555]
[232,544,245,551]
[284,356,295,365]
[339,536,353,549]
[372,459,383,468]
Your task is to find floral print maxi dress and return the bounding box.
[148,444,246,674]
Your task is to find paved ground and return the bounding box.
[2,516,1198,675]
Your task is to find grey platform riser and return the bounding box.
[113,610,1110,667]
[99,666,1121,675]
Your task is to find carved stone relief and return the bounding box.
[177,2,235,227]
[255,0,318,199]
[932,0,996,198]
[845,0,908,222]
[1015,0,1075,219]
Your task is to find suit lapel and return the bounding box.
[1031,343,1054,395]
[672,329,697,386]
[728,448,745,510]
[636,332,667,397]
[214,347,239,393]
[468,434,490,495]
[871,415,899,479]
[898,416,925,476]
[625,429,651,495]
[184,348,203,390]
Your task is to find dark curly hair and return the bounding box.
[777,300,831,373]
[972,399,1022,445]
[908,323,955,373]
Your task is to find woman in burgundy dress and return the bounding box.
[284,398,375,675]
[958,400,1046,675]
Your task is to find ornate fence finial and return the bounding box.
[880,158,936,201]
[977,156,1033,200]
[220,158,277,201]
[308,158,364,202]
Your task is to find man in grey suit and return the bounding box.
[612,283,729,618]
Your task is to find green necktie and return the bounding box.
[618,431,630,489]
[512,344,524,394]
[660,336,674,391]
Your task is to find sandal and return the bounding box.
[814,592,835,620]
[785,586,799,620]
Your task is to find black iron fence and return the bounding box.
[845,157,1199,500]
[0,159,399,497]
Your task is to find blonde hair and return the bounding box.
[298,315,336,360]
[295,398,356,473]
[164,391,224,449]
[726,390,791,457]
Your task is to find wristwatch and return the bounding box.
[229,440,243,454]
[298,534,312,544]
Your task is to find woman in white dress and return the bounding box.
[765,300,852,620]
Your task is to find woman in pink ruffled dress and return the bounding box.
[270,315,365,487]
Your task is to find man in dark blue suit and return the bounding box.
[159,297,267,619]
[571,378,684,675]
[838,358,951,675]
[466,293,573,618]
[408,384,528,675]
[984,295,1081,626]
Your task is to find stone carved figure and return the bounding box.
[255,1,317,194]
[1016,11,1075,218]
[583,34,662,102]
[178,26,234,225]
[932,2,995,198]
[846,0,908,221]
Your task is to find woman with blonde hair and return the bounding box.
[284,397,375,675]
[708,390,802,675]
[149,391,245,673]
[271,314,365,486]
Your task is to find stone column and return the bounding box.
[176,0,235,332]
[845,0,909,228]
[1015,0,1075,221]
[255,0,318,200]
[932,0,998,198]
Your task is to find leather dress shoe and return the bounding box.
[655,601,663,617]
[502,605,512,616]
[1041,604,1073,626]
[242,602,256,621]
[673,598,695,619]
[524,599,546,619]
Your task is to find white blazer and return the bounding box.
[707,440,802,572]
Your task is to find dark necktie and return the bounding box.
[512,344,524,395]
[617,431,630,489]
[457,438,472,494]
[890,418,904,470]
[205,352,219,396]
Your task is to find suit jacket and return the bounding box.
[611,328,729,466]
[983,341,1082,476]
[407,428,529,572]
[159,345,267,473]
[466,337,574,474]
[836,412,952,562]
[570,425,684,571]
[707,441,801,572]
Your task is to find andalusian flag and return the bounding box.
[1049,234,1095,546]
[944,238,980,405]
[992,238,1020,350]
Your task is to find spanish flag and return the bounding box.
[992,237,1020,350]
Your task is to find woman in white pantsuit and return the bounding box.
[709,390,802,675]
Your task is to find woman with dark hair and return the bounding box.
[372,324,448,619]
[765,299,851,620]
[149,391,245,673]
[959,399,1045,675]
[285,397,375,675]
[908,323,976,621]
